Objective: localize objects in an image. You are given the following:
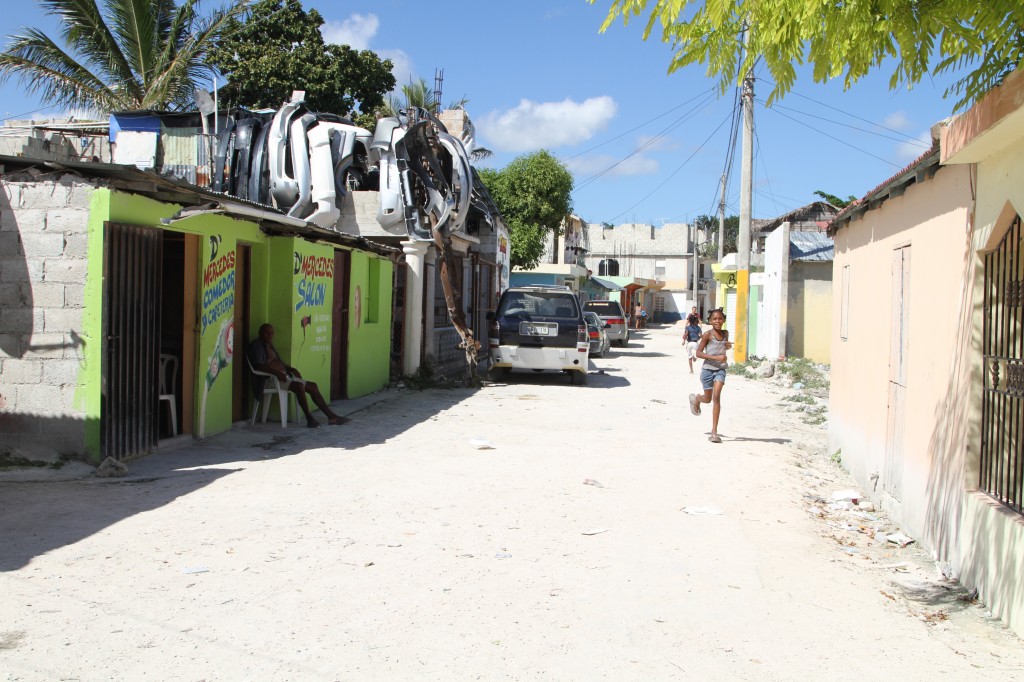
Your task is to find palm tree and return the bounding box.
[0,0,248,114]
[381,77,439,117]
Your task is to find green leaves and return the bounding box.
[593,0,1024,111]
[206,0,394,117]
[478,151,574,270]
[0,0,247,113]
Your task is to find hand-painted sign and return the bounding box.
[202,247,236,334]
[294,251,333,312]
[293,250,333,355]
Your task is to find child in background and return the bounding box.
[683,316,702,374]
[688,308,732,443]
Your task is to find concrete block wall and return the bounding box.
[337,190,398,239]
[0,176,95,460]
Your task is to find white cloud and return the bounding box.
[479,96,618,152]
[565,153,659,178]
[319,13,414,97]
[321,13,379,49]
[895,131,932,161]
[883,110,911,131]
[379,49,415,92]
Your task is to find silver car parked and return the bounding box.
[583,300,630,347]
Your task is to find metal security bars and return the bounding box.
[980,215,1024,514]
[101,223,163,461]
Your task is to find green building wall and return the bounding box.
[77,189,394,456]
[347,251,393,397]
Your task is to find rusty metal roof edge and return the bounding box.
[827,144,941,236]
[0,154,399,258]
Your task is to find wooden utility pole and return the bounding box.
[691,223,699,310]
[734,29,754,363]
[717,174,726,263]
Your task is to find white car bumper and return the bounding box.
[491,345,588,373]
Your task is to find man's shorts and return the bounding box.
[686,341,698,359]
[700,366,727,390]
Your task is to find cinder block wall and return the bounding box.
[0,176,95,460]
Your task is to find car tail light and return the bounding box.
[608,317,625,325]
[577,325,588,343]
[588,330,599,339]
[489,319,500,348]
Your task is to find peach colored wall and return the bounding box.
[829,163,973,546]
[952,140,1024,634]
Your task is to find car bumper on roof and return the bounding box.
[490,345,588,372]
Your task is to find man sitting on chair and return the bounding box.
[248,323,348,428]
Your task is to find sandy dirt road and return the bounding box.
[2,325,1021,681]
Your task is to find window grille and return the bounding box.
[980,214,1024,515]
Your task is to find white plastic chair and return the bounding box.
[159,354,178,437]
[247,357,295,428]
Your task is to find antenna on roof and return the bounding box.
[434,69,444,110]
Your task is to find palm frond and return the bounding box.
[106,0,160,82]
[38,0,142,101]
[143,1,247,110]
[0,28,126,111]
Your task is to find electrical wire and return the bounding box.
[573,89,719,191]
[600,109,735,224]
[755,98,931,148]
[760,77,928,143]
[563,87,717,160]
[762,106,903,168]
[753,129,782,216]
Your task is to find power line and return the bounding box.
[573,89,718,191]
[564,87,717,160]
[753,130,781,216]
[2,105,61,123]
[760,78,928,143]
[762,106,903,168]
[601,109,735,224]
[756,98,931,148]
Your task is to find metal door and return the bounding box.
[980,215,1023,514]
[884,246,911,500]
[101,223,163,460]
[331,250,351,400]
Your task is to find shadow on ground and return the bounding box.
[0,387,471,572]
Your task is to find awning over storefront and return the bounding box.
[590,276,623,291]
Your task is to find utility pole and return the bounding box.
[717,174,726,263]
[734,27,754,363]
[691,223,699,311]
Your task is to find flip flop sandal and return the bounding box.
[688,394,701,416]
[708,434,722,443]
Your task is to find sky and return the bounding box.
[0,1,967,228]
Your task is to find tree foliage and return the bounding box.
[477,150,574,270]
[813,190,856,208]
[594,0,1024,111]
[0,0,246,113]
[693,213,738,258]
[208,0,394,123]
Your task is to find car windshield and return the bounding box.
[583,301,620,316]
[499,292,579,317]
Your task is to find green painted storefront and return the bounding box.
[77,189,393,460]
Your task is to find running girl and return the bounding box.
[688,308,732,443]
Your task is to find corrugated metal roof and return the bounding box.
[590,276,624,291]
[827,142,941,235]
[0,154,399,258]
[789,231,834,261]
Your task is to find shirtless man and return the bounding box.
[248,323,349,428]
